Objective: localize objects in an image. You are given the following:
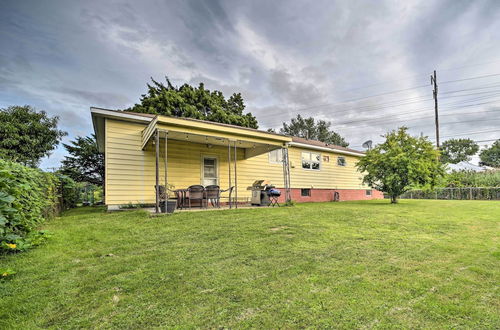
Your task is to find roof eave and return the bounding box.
[289,141,365,157]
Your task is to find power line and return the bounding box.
[439,129,500,139]
[263,93,500,128]
[325,106,500,132]
[440,82,500,94]
[440,73,500,84]
[257,84,429,119]
[260,86,500,125]
[351,137,498,149]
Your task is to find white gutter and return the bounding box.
[289,142,365,157]
[90,107,153,122]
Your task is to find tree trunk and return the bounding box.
[390,195,398,204]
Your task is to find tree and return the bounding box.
[60,134,104,186]
[127,77,258,128]
[479,140,500,168]
[278,114,349,147]
[356,127,443,203]
[0,105,67,167]
[440,138,479,164]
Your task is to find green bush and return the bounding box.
[0,159,60,252]
[443,170,500,187]
[56,174,80,209]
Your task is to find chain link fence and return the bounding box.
[400,187,500,200]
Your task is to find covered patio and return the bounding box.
[141,115,292,213]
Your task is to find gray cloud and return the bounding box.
[0,0,499,168]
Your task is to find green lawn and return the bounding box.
[1,200,499,328]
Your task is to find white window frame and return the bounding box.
[268,149,283,164]
[337,156,347,167]
[201,155,219,186]
[301,151,321,171]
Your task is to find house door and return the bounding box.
[202,157,218,186]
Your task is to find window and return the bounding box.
[366,190,372,196]
[301,188,311,197]
[202,157,218,186]
[337,156,346,166]
[268,149,283,164]
[302,152,321,170]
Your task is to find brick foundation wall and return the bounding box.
[276,188,384,203]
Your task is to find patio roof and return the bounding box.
[141,114,292,158]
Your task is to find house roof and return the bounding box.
[445,161,493,173]
[90,107,365,155]
[291,136,365,155]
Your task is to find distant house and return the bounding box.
[91,107,383,210]
[446,161,494,173]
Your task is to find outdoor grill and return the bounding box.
[248,180,276,206]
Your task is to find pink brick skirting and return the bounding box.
[276,188,384,203]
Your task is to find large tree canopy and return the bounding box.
[60,134,104,186]
[278,114,349,147]
[440,138,479,164]
[479,140,500,168]
[356,127,443,203]
[127,77,258,129]
[0,105,67,167]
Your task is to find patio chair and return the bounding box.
[205,185,221,208]
[187,185,206,209]
[173,189,186,210]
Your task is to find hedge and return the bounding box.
[0,159,70,252]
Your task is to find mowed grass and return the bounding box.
[1,200,499,328]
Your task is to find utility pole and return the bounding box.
[431,70,440,148]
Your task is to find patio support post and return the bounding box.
[234,140,238,209]
[282,147,291,203]
[155,129,160,214]
[164,131,168,212]
[228,139,232,209]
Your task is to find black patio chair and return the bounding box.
[187,185,206,209]
[173,189,186,210]
[205,185,221,208]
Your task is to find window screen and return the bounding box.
[268,149,283,164]
[301,152,320,170]
[301,188,311,197]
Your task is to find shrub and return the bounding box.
[0,159,59,252]
[443,170,500,187]
[56,174,80,209]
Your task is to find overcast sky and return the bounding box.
[1,0,499,169]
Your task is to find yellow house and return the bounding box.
[91,107,382,210]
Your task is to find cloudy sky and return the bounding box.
[1,0,499,169]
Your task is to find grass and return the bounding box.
[1,200,499,328]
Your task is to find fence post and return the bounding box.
[469,187,472,200]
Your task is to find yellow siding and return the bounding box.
[105,118,367,206]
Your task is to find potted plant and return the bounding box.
[161,184,177,214]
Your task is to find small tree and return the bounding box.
[479,140,500,168]
[356,127,443,203]
[279,114,349,147]
[60,134,104,187]
[0,105,67,167]
[440,138,479,164]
